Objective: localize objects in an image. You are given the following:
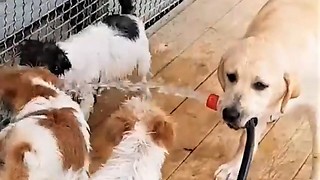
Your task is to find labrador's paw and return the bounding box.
[214,162,240,180]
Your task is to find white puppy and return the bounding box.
[214,0,319,179]
[19,0,151,120]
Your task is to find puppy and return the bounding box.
[0,67,90,179]
[18,40,71,76]
[214,0,319,179]
[19,0,152,120]
[0,67,172,179]
[90,97,175,180]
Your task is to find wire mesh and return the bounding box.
[0,0,184,65]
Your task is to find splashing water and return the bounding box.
[90,80,209,104]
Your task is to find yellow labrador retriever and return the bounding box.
[214,0,319,179]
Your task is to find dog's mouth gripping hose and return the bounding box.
[206,94,257,180]
[237,117,257,180]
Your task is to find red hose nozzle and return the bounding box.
[206,94,219,111]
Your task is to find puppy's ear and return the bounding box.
[280,73,300,113]
[43,42,57,52]
[20,40,28,47]
[18,40,31,53]
[104,109,137,145]
[217,57,226,91]
[148,115,175,151]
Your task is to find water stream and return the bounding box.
[90,80,210,105]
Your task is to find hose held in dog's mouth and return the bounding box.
[205,94,257,179]
[237,117,257,180]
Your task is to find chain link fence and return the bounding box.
[0,0,188,65]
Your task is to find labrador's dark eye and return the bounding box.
[253,81,269,91]
[227,73,237,83]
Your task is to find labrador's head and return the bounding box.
[217,37,300,129]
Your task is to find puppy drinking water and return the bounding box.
[19,0,152,120]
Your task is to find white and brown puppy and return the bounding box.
[90,97,175,180]
[0,67,174,180]
[18,0,152,121]
[214,0,319,179]
[0,67,90,179]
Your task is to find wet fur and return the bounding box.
[19,40,71,76]
[0,68,174,179]
[18,0,151,120]
[0,67,90,179]
[90,97,175,180]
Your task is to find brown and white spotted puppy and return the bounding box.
[90,97,175,180]
[0,67,90,180]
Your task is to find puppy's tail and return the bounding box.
[119,0,134,14]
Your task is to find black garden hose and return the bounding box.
[237,117,257,180]
[205,94,257,180]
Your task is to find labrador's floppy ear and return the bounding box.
[217,57,226,91]
[280,73,300,113]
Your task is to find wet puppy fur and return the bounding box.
[19,40,71,76]
[18,0,144,105]
[0,67,174,179]
[89,96,175,178]
[18,0,139,77]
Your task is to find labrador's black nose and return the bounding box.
[222,107,240,123]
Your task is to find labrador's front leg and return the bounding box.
[214,120,267,180]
